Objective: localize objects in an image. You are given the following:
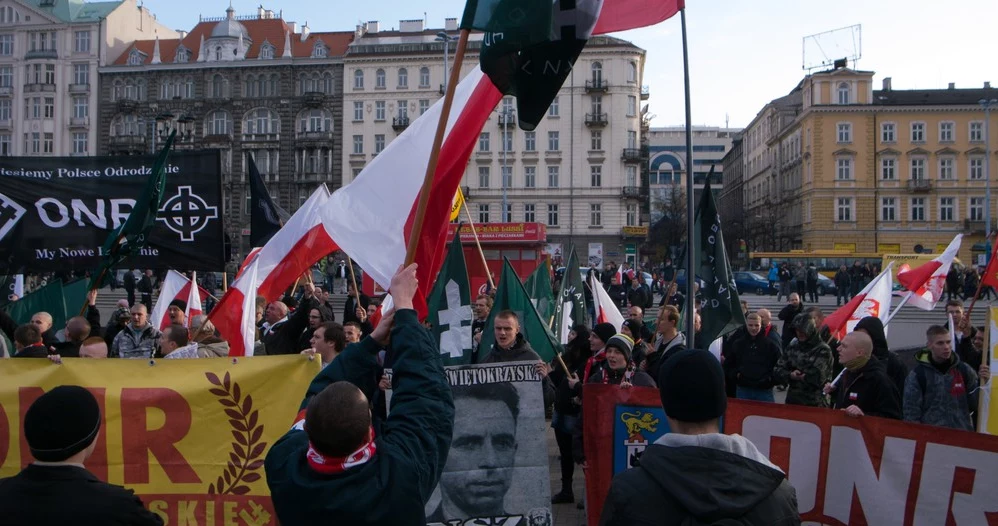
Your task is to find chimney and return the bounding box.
[355,24,364,38]
[399,19,424,33]
[444,18,458,31]
[177,30,188,39]
[287,21,298,34]
[258,5,264,18]
[366,20,380,33]
[987,81,992,89]
[948,82,955,90]
[882,77,892,91]
[301,22,310,41]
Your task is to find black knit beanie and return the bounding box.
[169,299,187,312]
[592,322,617,347]
[658,349,727,423]
[24,385,101,462]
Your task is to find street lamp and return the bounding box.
[498,104,514,222]
[981,98,997,242]
[435,31,455,93]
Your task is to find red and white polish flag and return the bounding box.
[150,270,207,330]
[590,271,624,330]
[186,271,203,323]
[824,263,894,341]
[897,234,962,311]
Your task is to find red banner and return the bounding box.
[583,385,998,525]
[447,222,546,244]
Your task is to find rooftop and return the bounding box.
[23,0,121,23]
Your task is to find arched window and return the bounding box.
[323,72,333,94]
[627,61,637,83]
[243,108,279,135]
[123,80,136,100]
[215,46,222,61]
[184,77,194,98]
[136,79,147,100]
[375,68,385,89]
[211,74,228,98]
[591,62,602,84]
[398,68,408,88]
[205,110,231,135]
[244,75,256,98]
[269,74,279,96]
[175,47,190,63]
[127,49,144,66]
[354,69,364,89]
[312,42,327,58]
[837,82,850,105]
[259,43,274,59]
[298,109,332,133]
[110,114,144,136]
[0,6,20,24]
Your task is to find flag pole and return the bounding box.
[462,205,496,291]
[680,6,696,344]
[884,291,913,325]
[404,29,470,267]
[347,258,363,316]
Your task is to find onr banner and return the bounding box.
[0,356,318,525]
[583,385,998,526]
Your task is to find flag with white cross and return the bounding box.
[427,229,475,365]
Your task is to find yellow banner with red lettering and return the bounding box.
[0,356,318,526]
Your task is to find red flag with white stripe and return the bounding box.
[150,270,207,329]
[823,263,894,340]
[897,234,962,311]
[590,271,624,329]
[186,271,203,323]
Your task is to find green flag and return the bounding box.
[89,130,176,289]
[478,258,561,362]
[3,279,67,329]
[460,0,551,37]
[693,175,745,345]
[552,247,588,343]
[524,258,554,325]
[62,278,89,322]
[427,230,474,366]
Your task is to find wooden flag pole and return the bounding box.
[222,271,228,292]
[554,352,572,377]
[462,204,496,291]
[347,259,363,315]
[403,28,470,266]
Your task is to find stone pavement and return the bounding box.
[547,426,587,526]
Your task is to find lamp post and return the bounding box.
[500,105,514,222]
[981,98,997,243]
[435,31,455,93]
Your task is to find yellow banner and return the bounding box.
[450,187,465,222]
[0,356,318,525]
[982,307,998,435]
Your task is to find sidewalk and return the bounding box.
[548,426,587,526]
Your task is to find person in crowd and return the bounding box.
[104,303,132,352]
[159,324,201,359]
[599,349,800,525]
[645,306,686,381]
[853,316,908,397]
[298,306,332,352]
[805,306,840,376]
[123,268,137,307]
[79,336,109,359]
[0,386,163,524]
[343,280,370,325]
[352,303,375,338]
[728,313,782,402]
[944,300,977,363]
[28,311,57,349]
[261,282,318,356]
[792,264,806,297]
[805,263,819,303]
[778,293,805,350]
[626,306,654,342]
[548,325,591,505]
[584,334,655,388]
[627,277,651,310]
[903,325,990,431]
[266,263,454,525]
[621,318,650,370]
[849,261,865,298]
[189,315,229,357]
[51,316,93,358]
[768,262,779,291]
[314,286,337,322]
[756,308,782,350]
[480,310,555,406]
[963,326,986,372]
[826,331,901,419]
[324,256,337,293]
[12,324,48,358]
[834,265,851,306]
[112,304,161,359]
[963,268,979,301]
[302,321,346,369]
[138,269,154,312]
[167,299,187,327]
[777,262,792,301]
[581,322,616,384]
[774,313,833,408]
[343,321,363,344]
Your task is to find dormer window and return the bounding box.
[836,82,850,105]
[127,49,144,66]
[215,46,222,61]
[175,46,190,63]
[311,42,327,58]
[259,42,274,59]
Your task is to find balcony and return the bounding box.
[108,135,146,149]
[302,91,326,107]
[0,119,11,130]
[584,113,608,127]
[621,186,644,198]
[24,49,57,60]
[297,131,333,145]
[392,117,410,132]
[964,218,986,234]
[242,133,280,143]
[906,179,932,192]
[116,99,138,113]
[585,79,608,93]
[69,116,89,129]
[68,83,90,94]
[203,133,233,144]
[0,86,12,97]
[621,148,643,163]
[297,172,329,182]
[640,85,650,101]
[496,113,516,127]
[25,83,56,93]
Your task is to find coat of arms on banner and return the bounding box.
[613,406,669,473]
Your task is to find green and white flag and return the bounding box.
[524,258,554,325]
[478,258,561,362]
[552,247,588,344]
[693,174,745,345]
[427,231,474,366]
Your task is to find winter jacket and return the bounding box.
[774,314,832,408]
[343,292,371,325]
[297,305,333,351]
[645,332,687,383]
[832,357,902,419]
[599,433,800,526]
[627,284,651,309]
[834,269,851,289]
[195,336,230,358]
[112,323,161,359]
[903,349,979,431]
[261,296,318,356]
[729,330,782,390]
[265,309,454,526]
[0,464,163,526]
[778,303,805,349]
[12,344,48,358]
[853,316,908,398]
[481,333,556,407]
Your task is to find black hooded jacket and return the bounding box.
[831,356,902,419]
[854,316,908,397]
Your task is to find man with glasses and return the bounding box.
[111,304,161,359]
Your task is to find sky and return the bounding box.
[144,0,998,129]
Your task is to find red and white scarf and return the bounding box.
[306,427,377,475]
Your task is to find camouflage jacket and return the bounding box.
[773,314,833,407]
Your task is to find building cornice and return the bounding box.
[100,58,343,74]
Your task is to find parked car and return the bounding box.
[732,271,778,295]
[816,274,837,296]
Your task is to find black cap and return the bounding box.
[24,386,101,462]
[592,323,617,346]
[658,349,727,423]
[169,299,187,311]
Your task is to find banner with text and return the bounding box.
[0,356,317,526]
[583,385,998,526]
[0,151,223,273]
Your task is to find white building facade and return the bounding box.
[646,126,740,222]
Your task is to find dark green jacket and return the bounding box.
[264,309,455,525]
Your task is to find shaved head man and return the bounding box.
[828,331,901,419]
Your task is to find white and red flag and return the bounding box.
[150,270,207,330]
[186,271,203,322]
[897,234,962,310]
[589,271,624,330]
[824,263,894,340]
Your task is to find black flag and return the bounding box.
[248,155,289,248]
[693,170,744,345]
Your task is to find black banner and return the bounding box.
[0,151,223,273]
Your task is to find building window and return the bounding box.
[352,135,363,154]
[591,62,603,84]
[0,34,13,56]
[42,132,52,153]
[970,197,985,221]
[259,43,274,59]
[590,130,602,151]
[478,166,490,188]
[501,166,512,188]
[547,204,559,226]
[23,132,39,153]
[175,47,190,63]
[590,203,602,226]
[881,122,895,143]
[548,166,559,188]
[0,6,18,24]
[298,109,331,133]
[374,101,386,121]
[910,198,926,221]
[73,63,88,85]
[206,110,230,135]
[501,130,513,152]
[881,197,896,222]
[44,64,54,85]
[43,97,53,119]
[479,132,490,152]
[628,61,637,83]
[375,69,386,89]
[548,131,559,151]
[968,158,985,180]
[72,132,87,154]
[627,130,637,149]
[939,157,954,180]
[910,158,925,180]
[0,99,9,121]
[311,43,327,58]
[939,197,955,222]
[626,165,638,186]
[939,121,955,142]
[210,74,228,98]
[353,101,364,121]
[72,96,87,119]
[0,65,10,87]
[244,108,279,135]
[397,68,408,88]
[374,134,385,154]
[837,82,850,104]
[590,165,602,187]
[524,166,536,188]
[626,204,637,226]
[970,121,984,142]
[478,203,490,223]
[836,158,852,180]
[837,123,852,143]
[397,100,409,120]
[419,99,429,115]
[524,203,535,222]
[419,67,430,88]
[627,95,637,117]
[548,97,559,117]
[354,69,364,89]
[0,134,13,155]
[73,30,90,53]
[911,122,925,142]
[524,131,536,151]
[881,158,896,180]
[836,197,852,221]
